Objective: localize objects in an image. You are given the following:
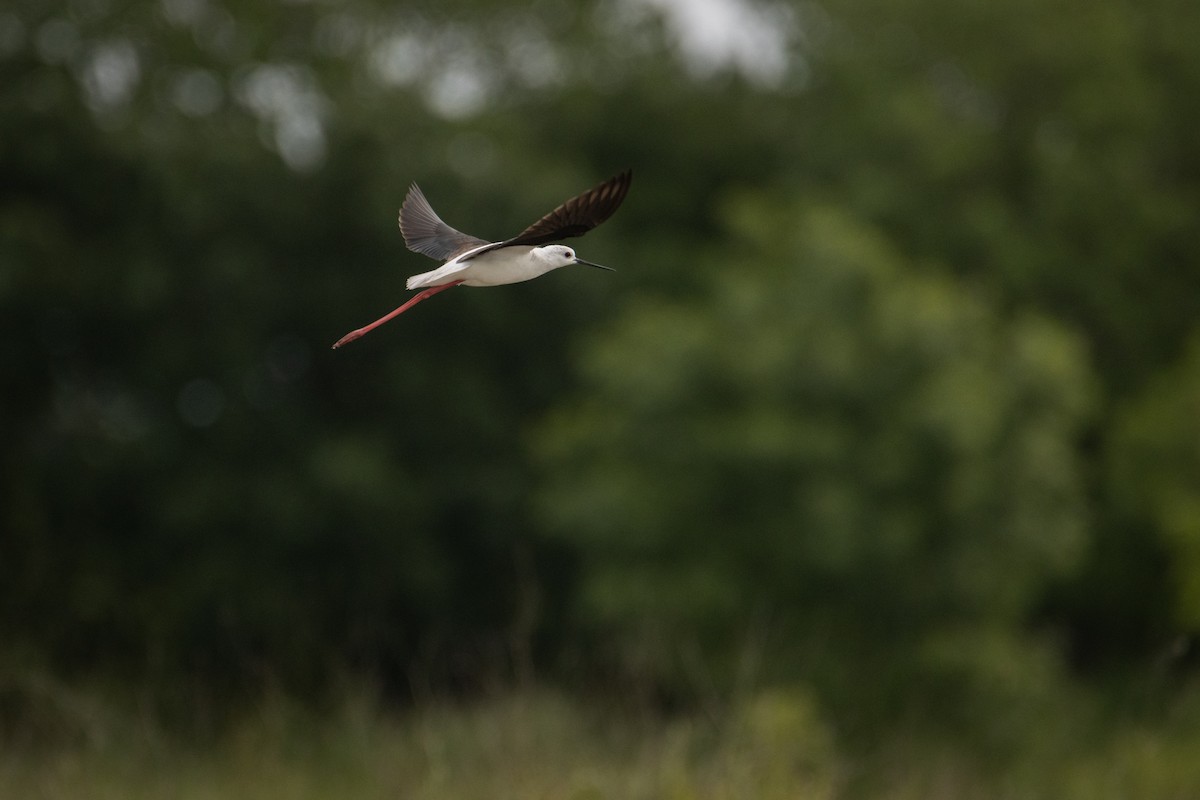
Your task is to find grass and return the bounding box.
[1,687,831,800]
[3,680,1200,799]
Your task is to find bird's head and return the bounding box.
[535,244,614,273]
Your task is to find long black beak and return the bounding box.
[575,257,615,272]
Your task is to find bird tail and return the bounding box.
[407,262,469,290]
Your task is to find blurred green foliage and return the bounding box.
[535,202,1093,726]
[1,0,1199,756]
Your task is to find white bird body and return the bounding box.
[406,244,581,290]
[332,171,631,349]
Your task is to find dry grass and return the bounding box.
[2,682,1199,800]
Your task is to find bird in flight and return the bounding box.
[332,170,632,349]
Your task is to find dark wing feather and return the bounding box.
[399,184,489,262]
[501,170,632,248]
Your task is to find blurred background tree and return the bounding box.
[1,0,1198,750]
[535,200,1094,739]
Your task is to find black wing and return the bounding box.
[455,170,632,262]
[506,170,632,246]
[399,184,490,262]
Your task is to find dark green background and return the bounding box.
[3,0,1198,744]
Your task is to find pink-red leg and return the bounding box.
[331,280,464,349]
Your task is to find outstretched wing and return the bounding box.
[399,184,489,262]
[503,170,632,247]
